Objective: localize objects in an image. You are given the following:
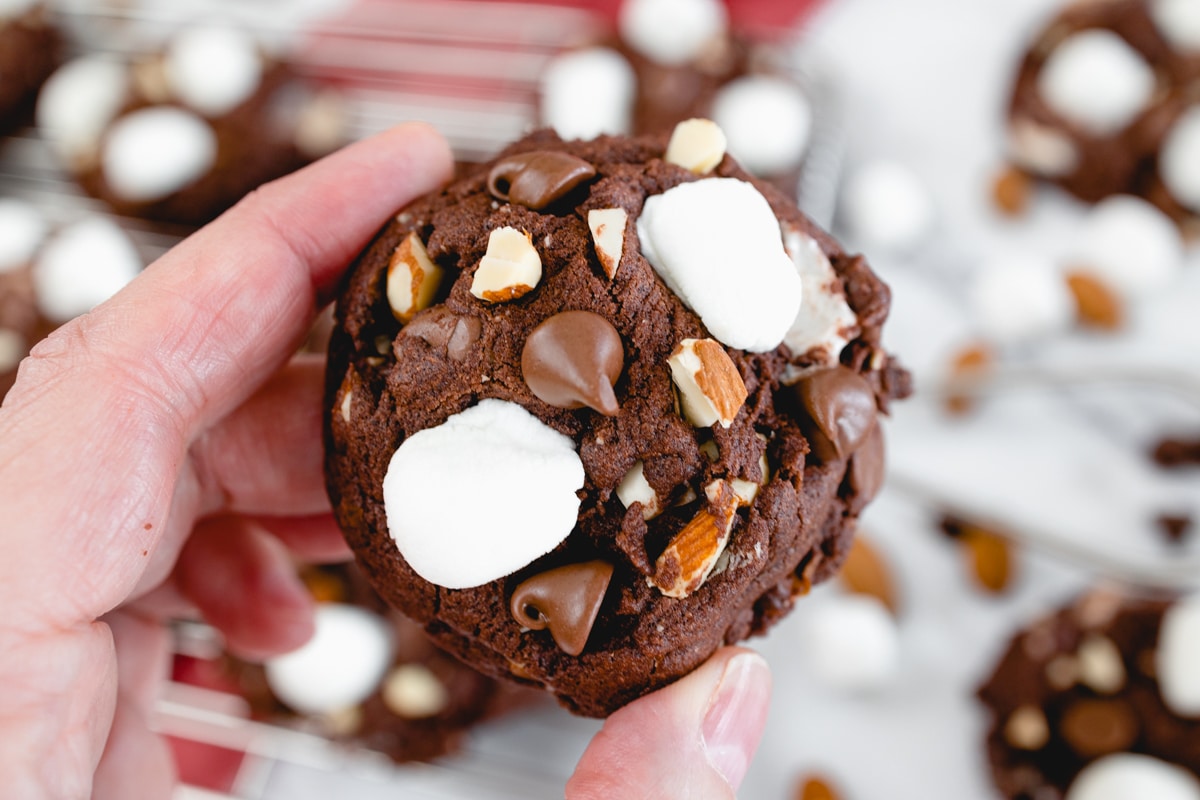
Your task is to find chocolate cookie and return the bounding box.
[325,122,905,717]
[0,1,59,136]
[978,589,1200,799]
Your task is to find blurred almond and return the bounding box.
[963,525,1014,594]
[1065,270,1123,331]
[796,774,841,800]
[840,535,899,615]
[944,342,994,416]
[992,165,1032,217]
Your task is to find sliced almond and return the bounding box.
[962,525,1014,594]
[470,226,542,303]
[587,207,627,279]
[840,535,899,615]
[667,338,747,428]
[1065,270,1123,331]
[387,232,443,323]
[665,118,727,175]
[652,481,737,598]
[617,460,661,520]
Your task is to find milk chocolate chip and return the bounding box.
[402,307,481,361]
[487,151,597,210]
[845,421,885,514]
[793,365,878,462]
[522,310,623,415]
[1060,698,1138,758]
[510,561,614,656]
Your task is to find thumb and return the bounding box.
[566,648,771,799]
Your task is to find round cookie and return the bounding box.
[0,1,60,136]
[324,124,906,717]
[978,589,1200,799]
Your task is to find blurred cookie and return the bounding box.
[0,1,60,136]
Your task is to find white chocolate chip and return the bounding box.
[1005,706,1050,750]
[165,26,263,117]
[1037,30,1156,136]
[664,118,727,175]
[781,228,859,377]
[294,89,346,158]
[1007,117,1081,177]
[667,338,747,428]
[1157,593,1200,716]
[1160,106,1200,215]
[711,76,812,176]
[387,233,443,323]
[384,399,584,589]
[588,208,627,279]
[540,47,635,140]
[1076,634,1126,694]
[1066,195,1183,297]
[102,107,217,202]
[617,460,661,520]
[37,56,131,167]
[0,199,49,274]
[0,0,38,17]
[637,178,802,352]
[618,0,728,66]
[470,226,542,303]
[1066,754,1200,800]
[381,663,449,719]
[31,217,142,323]
[1152,0,1200,53]
[265,604,395,715]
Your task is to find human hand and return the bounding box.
[0,123,770,800]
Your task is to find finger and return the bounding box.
[566,648,771,800]
[253,514,353,563]
[174,516,315,661]
[0,123,453,629]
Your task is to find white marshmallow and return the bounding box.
[638,178,802,352]
[36,57,131,165]
[618,0,728,66]
[384,399,585,589]
[1037,31,1155,136]
[781,228,858,371]
[1156,594,1200,717]
[31,217,142,323]
[841,160,935,254]
[1160,105,1200,214]
[165,26,263,117]
[969,254,1073,344]
[1066,754,1200,800]
[805,594,900,692]
[0,199,49,274]
[711,76,813,176]
[0,0,37,17]
[1067,195,1183,297]
[265,604,395,715]
[1153,0,1200,53]
[102,107,217,202]
[540,47,636,141]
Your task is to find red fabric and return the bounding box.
[505,0,827,33]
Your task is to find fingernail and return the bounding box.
[701,651,771,789]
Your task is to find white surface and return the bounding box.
[969,252,1073,344]
[31,217,142,323]
[841,160,936,254]
[1037,30,1156,136]
[102,107,217,202]
[540,48,635,140]
[711,75,813,176]
[166,26,263,117]
[804,594,900,692]
[0,0,36,17]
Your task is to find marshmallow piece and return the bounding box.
[384,399,584,589]
[0,0,37,17]
[970,254,1073,345]
[618,0,727,66]
[1008,117,1081,177]
[638,178,802,352]
[1037,31,1155,136]
[841,160,935,254]
[265,604,395,715]
[1157,594,1200,716]
[781,228,859,371]
[1160,106,1200,214]
[805,594,900,692]
[102,107,217,202]
[540,47,636,141]
[0,199,49,274]
[31,217,142,323]
[165,26,263,117]
[711,76,813,176]
[37,57,131,165]
[1067,195,1183,297]
[1066,754,1200,800]
[1153,0,1200,53]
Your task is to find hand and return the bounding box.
[0,123,770,800]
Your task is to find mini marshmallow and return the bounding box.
[1037,30,1155,136]
[618,0,728,66]
[384,399,585,589]
[805,594,900,692]
[781,228,858,371]
[0,0,37,17]
[638,177,802,352]
[102,107,217,202]
[969,254,1073,344]
[265,604,395,715]
[841,160,935,254]
[165,26,263,117]
[1152,0,1200,53]
[1160,106,1200,214]
[31,217,142,323]
[711,76,813,176]
[540,47,636,141]
[1066,195,1183,297]
[1156,594,1200,717]
[0,199,49,274]
[36,57,130,165]
[1065,754,1200,800]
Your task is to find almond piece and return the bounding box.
[470,226,542,303]
[840,535,899,614]
[795,775,841,800]
[1065,270,1123,330]
[587,207,627,279]
[944,341,994,416]
[665,118,727,174]
[652,481,737,598]
[668,338,748,428]
[617,460,661,520]
[992,165,1032,217]
[387,232,443,323]
[963,525,1014,594]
